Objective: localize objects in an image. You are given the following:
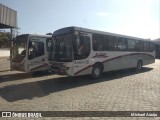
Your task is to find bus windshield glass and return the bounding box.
[12,35,28,62]
[53,34,72,62]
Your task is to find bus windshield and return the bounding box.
[53,34,72,62]
[11,35,28,63]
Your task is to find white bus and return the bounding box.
[11,34,52,72]
[154,39,160,59]
[49,27,155,78]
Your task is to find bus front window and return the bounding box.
[54,34,72,62]
[12,35,27,62]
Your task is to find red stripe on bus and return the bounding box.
[31,64,48,71]
[102,53,154,63]
[74,53,154,75]
[92,55,108,58]
[74,65,92,75]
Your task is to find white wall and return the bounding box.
[0,49,10,57]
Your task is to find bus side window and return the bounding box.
[93,39,98,51]
[136,41,144,52]
[149,43,155,52]
[144,42,150,52]
[127,39,136,51]
[46,38,52,52]
[92,34,104,51]
[117,37,127,51]
[79,36,90,59]
[104,36,117,51]
[28,41,44,60]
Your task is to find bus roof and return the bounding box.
[53,26,151,41]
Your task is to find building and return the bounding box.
[0,4,18,37]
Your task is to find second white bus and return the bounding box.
[11,34,52,73]
[49,27,155,78]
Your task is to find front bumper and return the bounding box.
[49,65,68,75]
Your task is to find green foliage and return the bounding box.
[0,32,11,48]
[46,33,52,35]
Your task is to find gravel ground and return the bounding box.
[0,59,160,120]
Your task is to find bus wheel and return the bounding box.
[91,64,102,79]
[136,60,143,72]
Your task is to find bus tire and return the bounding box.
[91,64,103,79]
[136,60,143,72]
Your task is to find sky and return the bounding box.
[0,0,160,39]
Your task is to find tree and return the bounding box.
[46,33,52,35]
[0,32,11,48]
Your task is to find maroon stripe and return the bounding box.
[92,55,108,58]
[31,64,48,71]
[74,53,154,75]
[103,53,154,63]
[74,65,92,75]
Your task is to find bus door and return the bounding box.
[73,33,91,76]
[28,37,47,72]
